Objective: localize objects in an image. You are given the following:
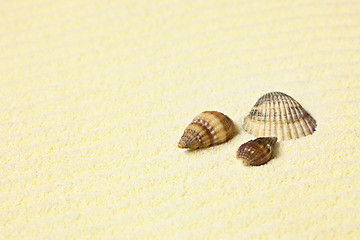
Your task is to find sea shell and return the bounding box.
[236,137,277,166]
[243,92,316,140]
[178,111,235,150]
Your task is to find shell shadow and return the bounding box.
[183,147,202,154]
[271,141,281,160]
[233,123,242,137]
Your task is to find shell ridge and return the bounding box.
[254,143,271,164]
[207,112,223,144]
[210,111,235,143]
[195,112,220,144]
[274,94,283,139]
[294,104,310,137]
[292,102,315,137]
[216,113,229,142]
[236,137,277,166]
[242,92,316,140]
[303,111,317,134]
[178,128,201,149]
[179,111,235,149]
[262,97,270,137]
[191,121,214,147]
[274,93,284,139]
[193,117,216,137]
[288,98,303,138]
[185,128,202,144]
[269,94,275,137]
[278,93,293,140]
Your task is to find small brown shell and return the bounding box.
[243,92,317,140]
[178,111,235,150]
[236,137,277,166]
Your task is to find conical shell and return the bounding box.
[243,92,317,140]
[178,111,235,150]
[236,137,277,166]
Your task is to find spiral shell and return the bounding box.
[178,111,235,150]
[236,137,277,166]
[243,92,317,140]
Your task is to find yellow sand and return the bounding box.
[1,0,360,239]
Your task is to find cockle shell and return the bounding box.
[243,92,317,140]
[236,137,277,166]
[178,111,235,150]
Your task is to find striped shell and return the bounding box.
[178,111,235,150]
[243,92,317,140]
[236,137,277,166]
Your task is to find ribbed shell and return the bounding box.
[236,137,277,166]
[178,111,235,150]
[243,92,317,140]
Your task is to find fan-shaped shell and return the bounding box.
[236,137,277,166]
[243,92,316,140]
[178,111,235,150]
